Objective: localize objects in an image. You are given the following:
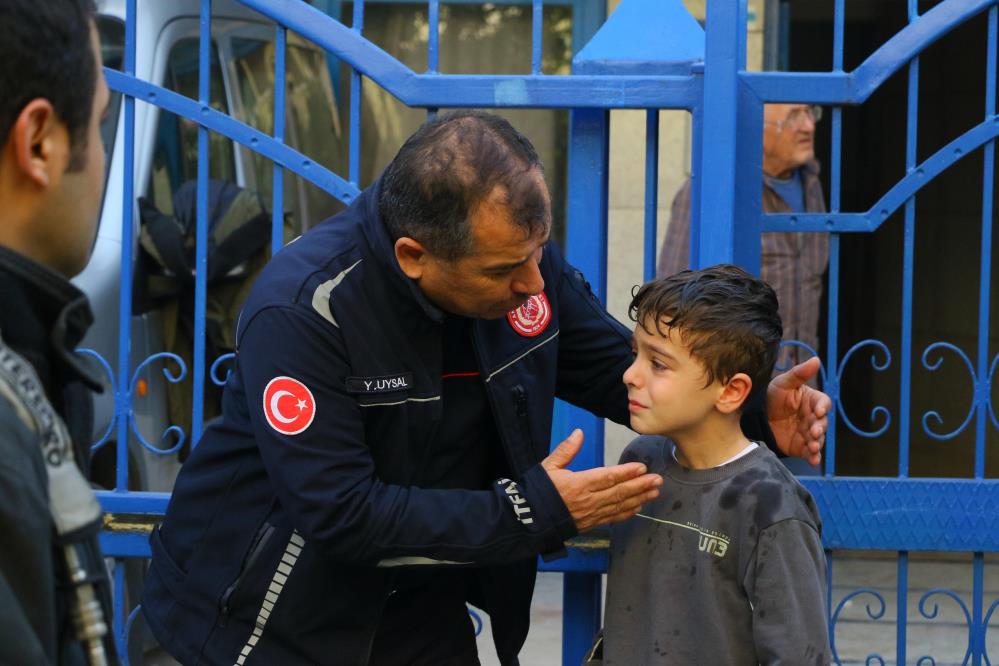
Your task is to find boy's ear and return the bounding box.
[716,373,752,414]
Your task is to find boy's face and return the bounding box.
[623,318,723,438]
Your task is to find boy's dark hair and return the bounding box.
[378,110,550,261]
[629,264,783,392]
[0,0,97,171]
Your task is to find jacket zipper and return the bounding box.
[219,522,275,624]
[361,575,397,665]
[512,385,532,447]
[469,324,521,476]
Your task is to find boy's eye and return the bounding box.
[651,359,668,372]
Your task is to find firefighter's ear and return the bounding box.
[394,236,430,279]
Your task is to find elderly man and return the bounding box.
[659,103,829,365]
[143,111,828,666]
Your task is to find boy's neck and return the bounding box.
[670,415,753,470]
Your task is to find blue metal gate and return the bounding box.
[89,0,999,664]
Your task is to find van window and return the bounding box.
[148,39,236,215]
[231,37,346,233]
[339,2,573,243]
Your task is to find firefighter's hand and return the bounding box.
[542,429,663,533]
[767,356,830,466]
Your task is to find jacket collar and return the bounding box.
[799,158,821,181]
[0,246,103,393]
[358,178,445,324]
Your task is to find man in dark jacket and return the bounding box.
[143,111,828,665]
[0,0,117,664]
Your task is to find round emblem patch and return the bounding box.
[262,376,316,435]
[507,293,551,337]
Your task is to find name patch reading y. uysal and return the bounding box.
[345,373,413,394]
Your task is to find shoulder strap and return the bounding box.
[0,335,102,539]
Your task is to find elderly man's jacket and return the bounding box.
[658,160,828,363]
[142,180,638,665]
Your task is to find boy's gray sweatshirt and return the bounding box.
[604,436,829,665]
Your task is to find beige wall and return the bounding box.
[600,0,766,464]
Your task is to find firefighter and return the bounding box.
[143,111,828,665]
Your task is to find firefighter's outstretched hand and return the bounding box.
[767,356,830,466]
[542,429,663,533]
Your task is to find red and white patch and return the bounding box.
[262,376,316,436]
[507,292,551,337]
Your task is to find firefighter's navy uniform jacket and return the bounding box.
[142,179,637,665]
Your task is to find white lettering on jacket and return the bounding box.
[497,478,534,525]
[362,377,409,392]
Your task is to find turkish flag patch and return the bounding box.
[507,292,551,337]
[263,376,316,435]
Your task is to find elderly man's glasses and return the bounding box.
[767,105,823,133]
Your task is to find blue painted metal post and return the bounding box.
[688,103,703,269]
[826,0,846,630]
[532,0,543,74]
[427,0,440,119]
[977,8,997,483]
[116,0,137,493]
[192,0,212,446]
[643,110,659,282]
[272,25,287,254]
[698,0,761,273]
[972,8,997,663]
[571,0,606,57]
[560,106,610,666]
[732,83,764,274]
[825,0,845,477]
[349,0,364,187]
[319,0,344,100]
[428,0,440,73]
[896,2,920,660]
[113,2,138,651]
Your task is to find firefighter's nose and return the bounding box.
[512,260,544,297]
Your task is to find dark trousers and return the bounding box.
[368,571,481,666]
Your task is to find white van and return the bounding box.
[83,0,347,495]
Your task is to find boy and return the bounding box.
[602,264,829,665]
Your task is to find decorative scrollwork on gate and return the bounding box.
[914,588,972,666]
[76,348,117,450]
[129,352,188,455]
[920,343,978,440]
[120,604,144,666]
[775,340,825,378]
[982,595,999,666]
[831,588,887,666]
[837,339,893,438]
[210,352,236,387]
[988,353,999,432]
[919,344,999,439]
